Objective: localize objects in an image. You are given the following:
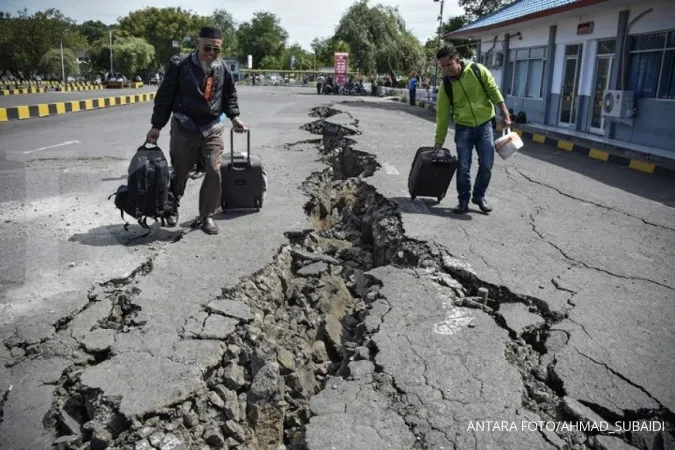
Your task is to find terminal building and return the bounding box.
[447,0,675,162]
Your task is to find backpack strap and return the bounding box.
[442,75,454,123]
[470,63,493,104]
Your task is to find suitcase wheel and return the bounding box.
[410,191,417,200]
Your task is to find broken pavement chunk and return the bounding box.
[497,303,545,337]
[82,328,115,353]
[205,300,254,322]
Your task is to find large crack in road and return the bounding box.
[4,105,671,449]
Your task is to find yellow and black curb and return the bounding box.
[0,92,156,122]
[54,85,104,92]
[0,87,48,96]
[392,96,675,179]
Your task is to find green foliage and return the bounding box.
[117,7,208,67]
[40,47,79,79]
[76,20,110,44]
[0,8,86,79]
[210,9,238,56]
[236,12,288,69]
[459,0,513,20]
[332,0,424,75]
[89,33,155,76]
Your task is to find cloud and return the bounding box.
[9,0,465,50]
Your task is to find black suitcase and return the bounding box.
[408,147,457,202]
[221,129,265,212]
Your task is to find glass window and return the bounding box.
[565,45,580,56]
[506,46,547,99]
[628,30,675,99]
[530,48,545,59]
[526,59,544,98]
[597,39,616,55]
[516,49,529,60]
[658,50,675,99]
[513,60,528,96]
[630,32,665,51]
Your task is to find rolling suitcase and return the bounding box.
[408,147,457,202]
[221,129,265,212]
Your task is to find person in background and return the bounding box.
[408,72,418,106]
[146,26,247,235]
[433,45,511,214]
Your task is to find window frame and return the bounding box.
[505,46,548,100]
[628,29,675,100]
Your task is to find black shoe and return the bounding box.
[201,217,218,235]
[472,197,492,213]
[453,201,469,214]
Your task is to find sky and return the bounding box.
[1,0,465,50]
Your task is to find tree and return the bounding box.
[89,33,154,77]
[236,12,288,69]
[282,43,314,70]
[332,0,424,75]
[0,8,86,80]
[210,9,237,56]
[76,20,109,44]
[118,7,209,68]
[39,48,79,79]
[424,16,474,62]
[459,0,513,20]
[311,37,350,68]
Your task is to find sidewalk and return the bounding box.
[384,90,675,178]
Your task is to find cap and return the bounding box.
[199,26,222,39]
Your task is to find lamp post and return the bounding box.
[432,0,444,93]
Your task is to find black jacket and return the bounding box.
[151,52,240,130]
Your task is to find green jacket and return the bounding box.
[435,61,504,146]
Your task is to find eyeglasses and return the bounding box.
[203,45,221,54]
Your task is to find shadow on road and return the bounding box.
[69,224,183,247]
[389,196,476,220]
[517,146,675,207]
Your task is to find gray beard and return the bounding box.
[199,56,220,74]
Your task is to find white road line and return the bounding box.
[23,140,81,154]
[382,162,399,175]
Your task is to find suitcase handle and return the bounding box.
[230,128,251,166]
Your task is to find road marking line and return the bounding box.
[383,162,399,175]
[23,140,81,154]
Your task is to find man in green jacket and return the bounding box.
[434,46,511,214]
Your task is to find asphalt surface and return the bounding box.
[1,89,673,449]
[0,86,158,108]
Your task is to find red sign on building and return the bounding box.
[334,52,349,86]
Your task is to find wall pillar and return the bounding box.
[606,9,629,139]
[500,33,510,95]
[543,25,557,125]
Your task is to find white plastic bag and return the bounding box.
[494,128,524,160]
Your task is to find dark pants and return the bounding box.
[409,88,416,106]
[169,117,224,218]
[454,121,495,203]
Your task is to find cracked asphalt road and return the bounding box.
[0,90,673,449]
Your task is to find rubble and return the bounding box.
[31,104,670,450]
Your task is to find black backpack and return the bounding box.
[443,62,497,129]
[109,142,174,235]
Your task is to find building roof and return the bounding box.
[446,0,608,38]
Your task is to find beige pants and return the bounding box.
[169,117,224,218]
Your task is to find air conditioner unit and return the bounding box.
[489,51,504,68]
[601,90,635,118]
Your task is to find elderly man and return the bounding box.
[146,26,247,235]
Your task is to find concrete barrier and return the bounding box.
[54,85,104,92]
[0,87,48,96]
[0,92,156,122]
